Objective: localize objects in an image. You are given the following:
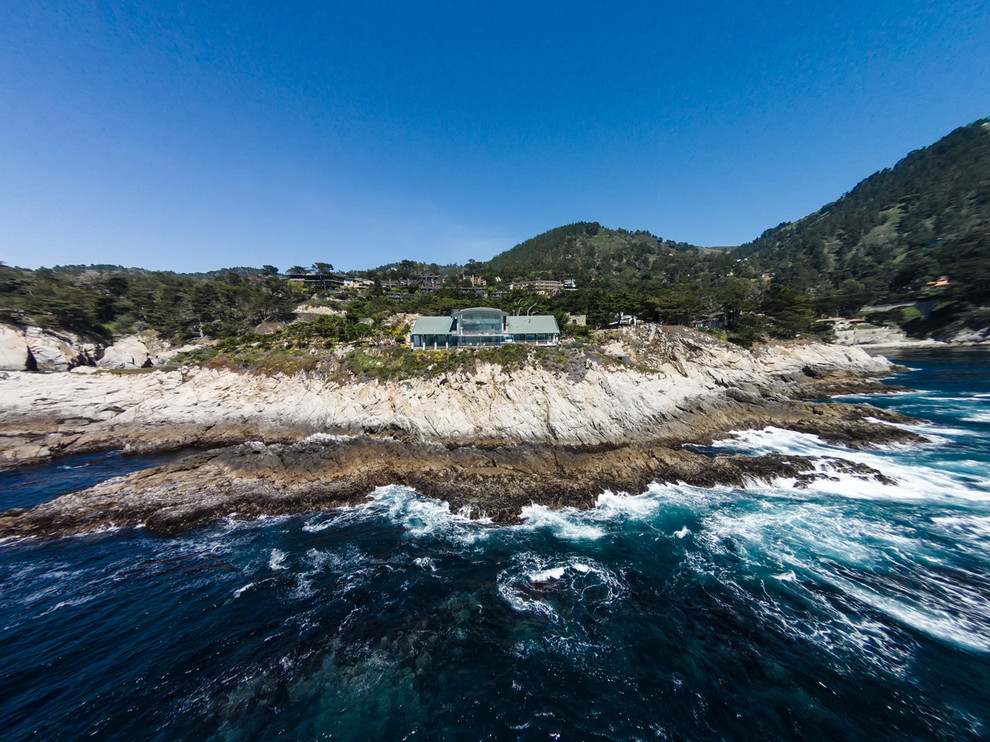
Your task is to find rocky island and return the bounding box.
[0,325,919,539]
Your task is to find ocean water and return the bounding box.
[1,350,989,741]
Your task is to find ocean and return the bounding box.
[1,349,989,740]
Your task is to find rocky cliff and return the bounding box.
[0,323,102,372]
[0,325,920,538]
[0,326,899,470]
[0,323,193,372]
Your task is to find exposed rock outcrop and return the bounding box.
[0,327,905,469]
[97,331,181,369]
[0,435,899,539]
[0,324,29,370]
[0,326,923,538]
[0,323,102,371]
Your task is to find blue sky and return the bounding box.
[1,1,988,272]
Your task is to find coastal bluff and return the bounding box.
[0,326,922,538]
[0,326,900,469]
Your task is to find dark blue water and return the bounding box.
[2,350,989,740]
[0,450,179,511]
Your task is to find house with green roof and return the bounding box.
[410,307,560,349]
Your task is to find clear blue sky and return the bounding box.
[2,1,988,272]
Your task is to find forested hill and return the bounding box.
[482,222,724,284]
[736,118,990,308]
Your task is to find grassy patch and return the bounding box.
[341,344,577,382]
[205,348,320,376]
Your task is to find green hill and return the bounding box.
[737,119,990,324]
[481,222,730,287]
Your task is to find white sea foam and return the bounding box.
[366,485,491,546]
[711,426,990,503]
[497,577,557,619]
[301,518,337,532]
[823,573,990,654]
[499,554,626,620]
[413,556,437,572]
[269,549,287,570]
[932,515,990,539]
[831,388,930,400]
[876,418,970,439]
[528,566,566,582]
[674,527,691,539]
[518,505,606,541]
[233,582,255,598]
[38,594,96,616]
[594,489,661,518]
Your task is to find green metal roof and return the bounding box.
[410,316,454,335]
[457,307,507,316]
[506,315,560,334]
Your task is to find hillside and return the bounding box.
[737,118,990,332]
[481,222,730,285]
[0,264,299,342]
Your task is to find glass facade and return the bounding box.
[456,310,505,337]
[458,336,502,347]
[412,334,452,348]
[511,334,554,343]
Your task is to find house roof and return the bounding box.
[410,316,454,335]
[506,315,560,334]
[457,307,507,316]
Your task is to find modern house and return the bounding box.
[410,307,561,349]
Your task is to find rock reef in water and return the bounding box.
[0,326,921,538]
[0,435,900,539]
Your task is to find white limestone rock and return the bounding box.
[98,331,175,369]
[0,325,900,469]
[0,324,29,371]
[23,326,100,371]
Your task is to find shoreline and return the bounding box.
[0,422,916,540]
[0,327,925,538]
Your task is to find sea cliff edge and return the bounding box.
[0,326,920,538]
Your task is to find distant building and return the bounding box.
[923,275,951,290]
[694,312,726,329]
[410,307,561,349]
[381,278,419,289]
[284,273,373,290]
[420,275,444,292]
[508,280,564,295]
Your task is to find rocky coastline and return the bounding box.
[0,326,923,539]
